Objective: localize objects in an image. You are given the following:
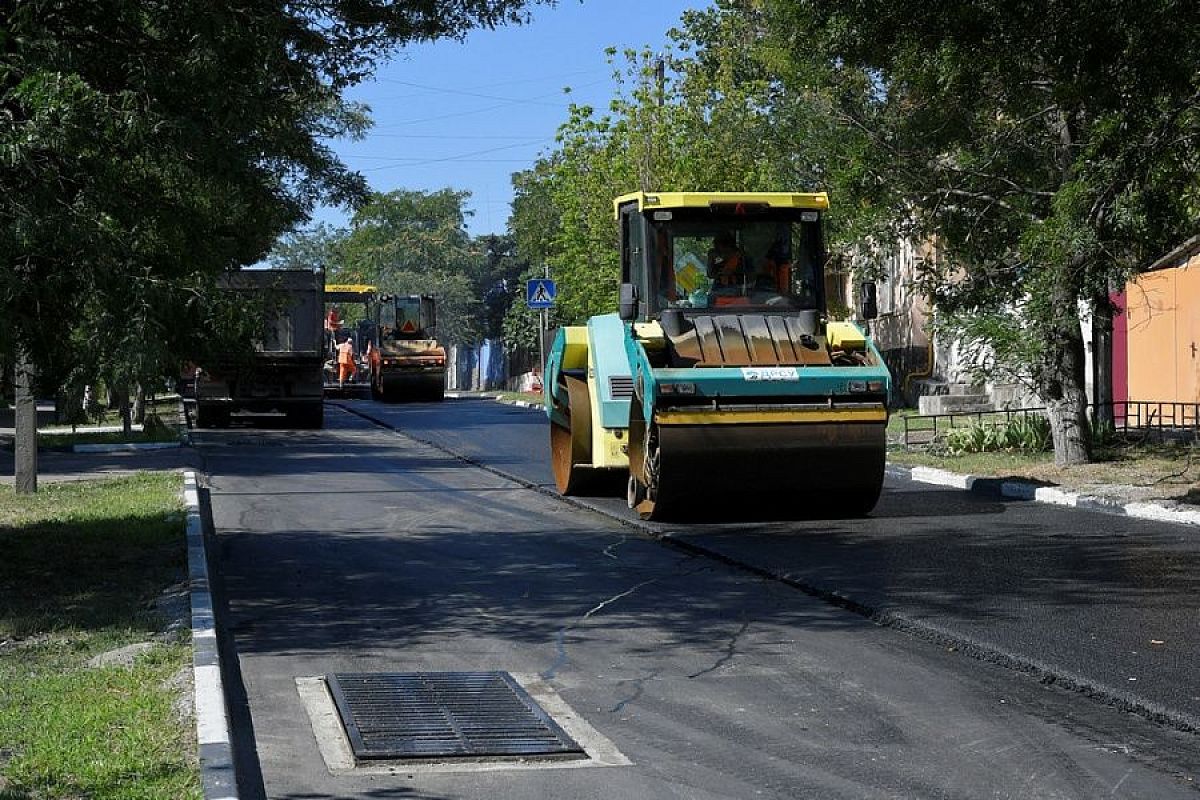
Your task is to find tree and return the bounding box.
[333,189,484,344]
[271,190,527,346]
[2,0,545,489]
[750,0,1200,465]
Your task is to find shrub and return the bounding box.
[943,414,1051,455]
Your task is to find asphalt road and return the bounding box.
[199,399,1200,799]
[348,397,1200,731]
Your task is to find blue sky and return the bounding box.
[315,0,710,237]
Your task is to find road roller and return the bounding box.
[543,191,891,520]
[369,293,446,402]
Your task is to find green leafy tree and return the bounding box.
[750,0,1200,465]
[2,0,545,489]
[332,189,484,344]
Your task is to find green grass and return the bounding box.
[37,427,183,450]
[887,445,1056,475]
[493,390,542,405]
[0,474,200,800]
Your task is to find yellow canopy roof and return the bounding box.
[613,191,829,218]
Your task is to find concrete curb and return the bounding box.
[73,441,184,453]
[183,471,239,800]
[894,464,1200,528]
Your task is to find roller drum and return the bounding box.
[646,420,886,518]
[380,370,445,402]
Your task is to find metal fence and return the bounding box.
[899,400,1200,447]
[899,406,1048,446]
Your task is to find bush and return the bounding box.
[942,414,1051,455]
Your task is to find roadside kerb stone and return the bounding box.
[73,441,184,453]
[184,470,239,800]
[897,464,1200,528]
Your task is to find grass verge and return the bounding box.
[0,473,200,800]
[36,426,183,450]
[493,390,542,405]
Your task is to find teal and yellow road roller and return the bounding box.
[543,191,891,519]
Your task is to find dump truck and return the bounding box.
[543,191,891,519]
[194,268,325,428]
[323,284,376,398]
[369,294,446,402]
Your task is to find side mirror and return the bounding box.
[860,281,878,321]
[619,282,639,321]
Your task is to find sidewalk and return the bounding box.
[0,446,201,485]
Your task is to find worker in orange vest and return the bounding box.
[336,335,356,388]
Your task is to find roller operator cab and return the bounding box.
[369,294,446,402]
[543,191,891,520]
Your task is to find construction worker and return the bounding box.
[336,334,355,388]
[708,232,747,287]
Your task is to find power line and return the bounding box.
[360,133,547,140]
[368,78,609,128]
[374,79,568,107]
[375,67,603,92]
[360,140,549,170]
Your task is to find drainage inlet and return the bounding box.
[326,671,585,761]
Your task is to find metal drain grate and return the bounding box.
[327,672,585,761]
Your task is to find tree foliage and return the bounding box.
[506,0,1200,465]
[270,189,527,345]
[750,0,1200,464]
[1,0,544,402]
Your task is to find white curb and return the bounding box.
[903,465,1200,528]
[183,471,239,799]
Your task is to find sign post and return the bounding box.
[526,277,557,371]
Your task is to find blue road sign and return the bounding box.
[526,279,557,309]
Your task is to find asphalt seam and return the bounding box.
[184,470,240,800]
[340,398,1200,736]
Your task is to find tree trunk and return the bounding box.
[1038,286,1092,466]
[133,384,146,426]
[14,347,37,494]
[119,385,132,437]
[1091,292,1115,430]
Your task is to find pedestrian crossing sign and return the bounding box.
[526,279,557,309]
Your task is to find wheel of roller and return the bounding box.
[626,393,661,519]
[549,375,593,495]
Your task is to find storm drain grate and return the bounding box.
[326,672,585,761]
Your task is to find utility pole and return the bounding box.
[640,56,665,193]
[14,346,37,494]
[538,264,549,372]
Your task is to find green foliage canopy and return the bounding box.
[1,0,543,395]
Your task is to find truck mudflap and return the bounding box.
[628,410,887,520]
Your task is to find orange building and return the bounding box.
[1120,235,1200,405]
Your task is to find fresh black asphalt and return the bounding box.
[197,400,1200,799]
[344,397,1200,732]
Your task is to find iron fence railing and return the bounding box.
[899,406,1047,446]
[898,400,1200,446]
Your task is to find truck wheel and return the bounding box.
[289,402,324,429]
[550,376,593,495]
[196,404,230,429]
